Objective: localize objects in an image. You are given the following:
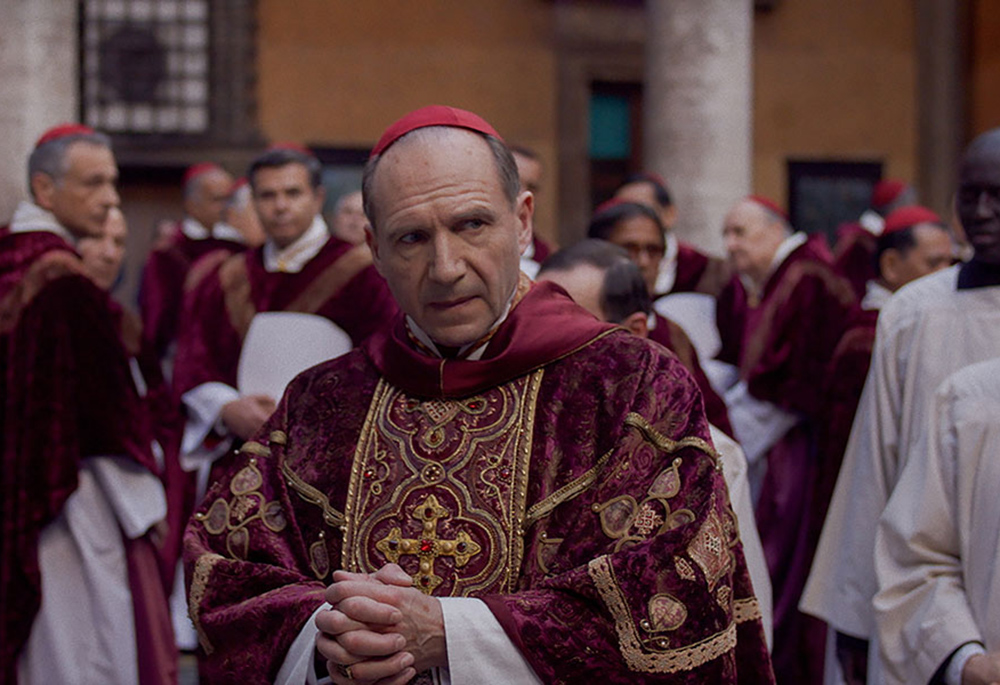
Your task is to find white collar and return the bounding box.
[181,217,245,243]
[181,217,210,240]
[653,232,680,294]
[262,215,329,273]
[9,201,76,246]
[405,287,517,361]
[859,209,885,236]
[861,280,893,311]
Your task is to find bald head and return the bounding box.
[722,198,792,285]
[362,126,520,233]
[957,127,1000,265]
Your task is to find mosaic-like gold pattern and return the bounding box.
[341,371,543,596]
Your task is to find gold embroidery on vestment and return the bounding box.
[685,494,737,593]
[624,413,721,468]
[674,556,697,582]
[534,532,564,575]
[342,371,542,596]
[188,552,224,655]
[592,457,694,551]
[588,555,737,673]
[310,534,331,579]
[375,494,483,593]
[281,461,347,529]
[194,458,287,560]
[269,430,288,445]
[523,448,613,527]
[733,597,763,624]
[240,441,271,457]
[646,593,688,632]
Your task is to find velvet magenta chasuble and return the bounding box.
[184,282,773,684]
[138,230,246,360]
[171,236,399,398]
[715,236,857,684]
[0,229,158,683]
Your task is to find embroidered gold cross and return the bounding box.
[375,494,481,594]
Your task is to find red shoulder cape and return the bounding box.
[363,281,616,399]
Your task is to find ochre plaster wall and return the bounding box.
[753,0,918,209]
[970,0,1000,138]
[256,0,561,244]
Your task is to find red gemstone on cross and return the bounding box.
[420,540,433,553]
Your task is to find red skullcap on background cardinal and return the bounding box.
[34,123,97,149]
[747,195,789,222]
[871,179,908,210]
[882,205,942,235]
[183,162,225,187]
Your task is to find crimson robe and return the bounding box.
[814,308,878,542]
[172,237,399,398]
[647,312,734,438]
[531,234,553,262]
[665,242,733,299]
[184,281,773,684]
[0,229,162,684]
[139,229,246,360]
[832,223,877,302]
[715,236,857,684]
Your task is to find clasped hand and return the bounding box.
[316,563,446,684]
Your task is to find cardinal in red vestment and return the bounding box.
[139,162,252,368]
[2,125,173,684]
[185,106,773,685]
[715,195,858,684]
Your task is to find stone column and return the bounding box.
[643,0,753,255]
[0,0,77,223]
[915,0,966,217]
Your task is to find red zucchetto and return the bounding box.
[34,123,96,149]
[747,195,789,222]
[882,205,942,235]
[371,105,504,158]
[182,162,224,186]
[871,179,908,209]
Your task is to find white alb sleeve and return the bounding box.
[275,603,331,685]
[438,597,542,685]
[87,455,166,538]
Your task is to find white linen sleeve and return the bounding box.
[873,381,983,685]
[275,603,331,685]
[87,455,167,539]
[180,382,240,501]
[180,381,240,460]
[439,597,542,685]
[723,380,798,466]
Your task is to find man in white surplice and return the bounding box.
[801,127,1000,684]
[874,358,1000,685]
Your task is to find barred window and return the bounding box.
[80,0,211,135]
[78,0,258,150]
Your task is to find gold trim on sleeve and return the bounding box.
[625,413,720,467]
[281,461,347,529]
[240,441,271,457]
[587,555,736,673]
[188,552,224,655]
[523,448,613,528]
[269,430,288,445]
[733,597,762,624]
